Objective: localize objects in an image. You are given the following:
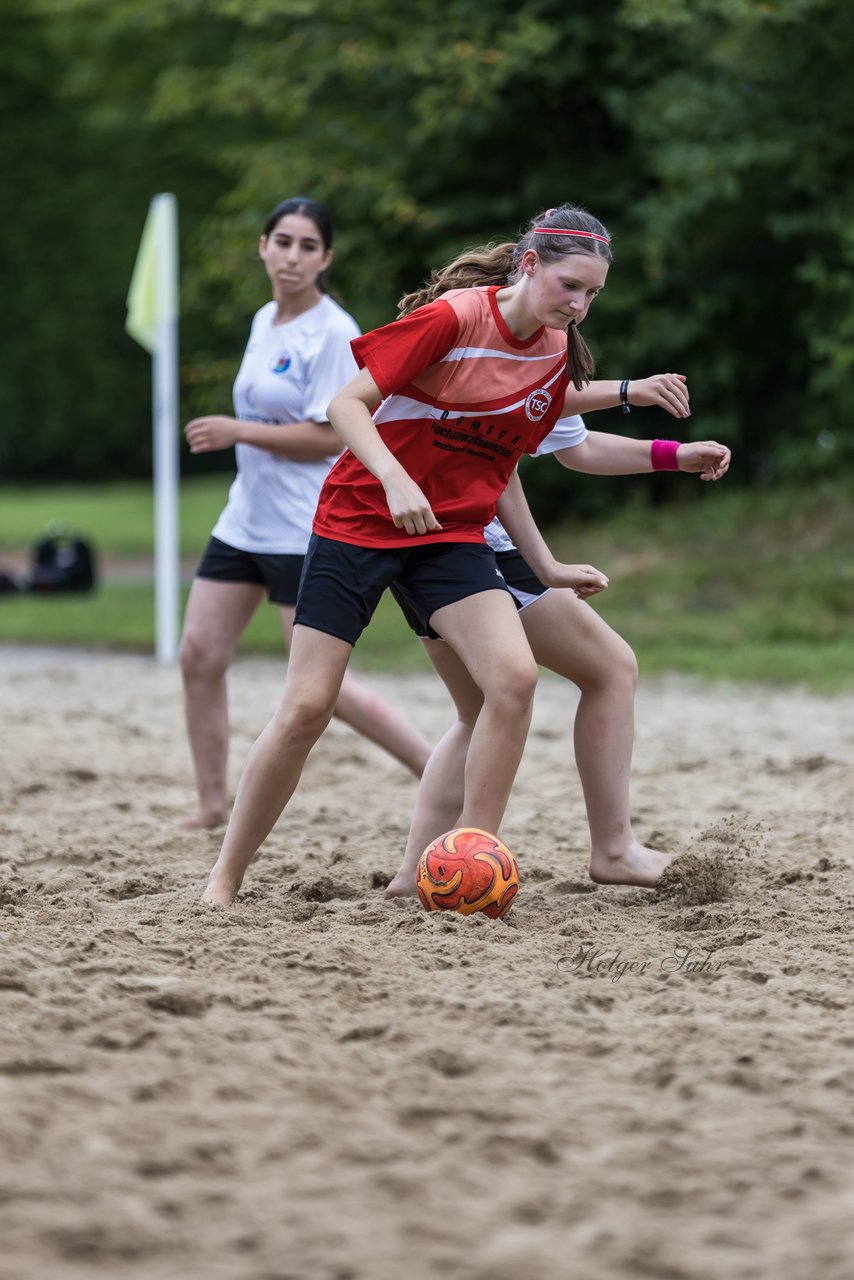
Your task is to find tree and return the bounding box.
[616,0,854,480]
[3,0,852,508]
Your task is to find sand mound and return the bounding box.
[1,650,853,1279]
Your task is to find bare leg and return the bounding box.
[426,589,537,820]
[203,626,352,906]
[384,642,483,897]
[520,590,671,887]
[386,587,671,893]
[277,608,431,778]
[179,578,265,829]
[334,671,432,776]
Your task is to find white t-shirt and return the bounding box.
[484,414,588,553]
[212,295,360,554]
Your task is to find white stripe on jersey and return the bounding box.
[440,346,565,365]
[373,396,436,425]
[374,364,567,422]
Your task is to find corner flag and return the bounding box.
[126,194,180,665]
[126,194,178,352]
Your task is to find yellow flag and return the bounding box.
[126,194,178,354]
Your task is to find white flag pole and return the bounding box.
[151,194,180,665]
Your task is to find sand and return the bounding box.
[1,647,853,1280]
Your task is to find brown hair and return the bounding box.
[398,204,612,389]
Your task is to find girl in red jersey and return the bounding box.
[377,207,729,895]
[202,203,724,906]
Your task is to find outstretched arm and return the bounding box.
[495,470,608,598]
[564,372,690,419]
[327,368,442,535]
[556,431,731,481]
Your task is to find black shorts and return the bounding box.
[195,536,305,606]
[392,548,549,639]
[294,535,513,646]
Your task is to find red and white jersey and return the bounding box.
[313,286,569,547]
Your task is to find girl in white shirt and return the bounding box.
[179,198,430,828]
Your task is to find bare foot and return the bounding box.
[588,843,673,888]
[201,873,240,906]
[383,871,418,899]
[179,808,229,831]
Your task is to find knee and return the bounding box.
[272,688,336,747]
[179,630,229,684]
[484,654,538,717]
[576,635,638,697]
[612,638,639,694]
[597,638,638,696]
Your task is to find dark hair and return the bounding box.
[263,196,334,293]
[398,204,612,389]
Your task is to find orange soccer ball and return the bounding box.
[416,828,520,919]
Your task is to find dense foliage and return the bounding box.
[2,0,851,519]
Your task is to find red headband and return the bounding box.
[532,227,610,246]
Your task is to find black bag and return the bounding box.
[22,526,97,593]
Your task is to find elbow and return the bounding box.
[327,389,366,429]
[328,380,358,415]
[326,392,343,425]
[557,443,598,474]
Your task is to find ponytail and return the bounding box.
[398,242,516,317]
[567,324,597,389]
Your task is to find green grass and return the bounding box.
[0,475,429,669]
[0,579,430,670]
[0,476,233,556]
[553,481,854,692]
[1,476,852,688]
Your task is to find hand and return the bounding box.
[184,416,241,453]
[540,561,609,599]
[383,474,443,536]
[677,441,731,482]
[628,373,690,419]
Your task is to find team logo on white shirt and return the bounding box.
[272,354,291,374]
[525,389,552,421]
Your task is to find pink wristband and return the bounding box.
[651,439,681,471]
